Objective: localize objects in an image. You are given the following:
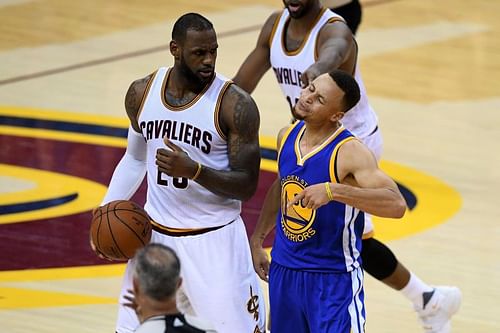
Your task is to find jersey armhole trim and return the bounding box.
[329,136,355,183]
[136,69,158,121]
[213,81,233,141]
[277,120,301,165]
[351,38,359,76]
[268,11,284,47]
[315,17,346,60]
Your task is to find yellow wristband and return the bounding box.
[192,162,202,181]
[324,182,334,201]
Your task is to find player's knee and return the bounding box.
[361,238,398,280]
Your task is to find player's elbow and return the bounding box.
[391,198,407,218]
[239,182,258,201]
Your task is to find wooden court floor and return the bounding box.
[0,0,499,332]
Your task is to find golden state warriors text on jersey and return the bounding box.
[280,176,316,242]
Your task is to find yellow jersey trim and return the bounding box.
[295,125,346,166]
[329,136,356,183]
[277,121,301,165]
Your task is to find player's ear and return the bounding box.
[170,40,180,60]
[330,111,344,122]
[176,277,183,290]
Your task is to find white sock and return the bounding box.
[400,272,434,308]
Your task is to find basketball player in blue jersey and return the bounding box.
[91,13,265,333]
[233,1,461,331]
[258,69,406,332]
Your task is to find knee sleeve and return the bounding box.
[361,238,398,280]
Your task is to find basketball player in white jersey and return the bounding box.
[233,1,461,332]
[92,13,265,333]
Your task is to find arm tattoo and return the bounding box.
[228,90,260,173]
[125,83,139,113]
[196,86,261,201]
[125,74,153,128]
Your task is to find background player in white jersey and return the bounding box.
[232,1,461,332]
[91,13,266,333]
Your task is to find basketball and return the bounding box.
[90,200,152,261]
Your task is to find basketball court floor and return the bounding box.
[0,0,499,332]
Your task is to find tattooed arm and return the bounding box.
[99,74,153,204]
[195,84,261,201]
[125,73,154,131]
[92,74,154,254]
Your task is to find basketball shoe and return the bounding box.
[415,286,462,333]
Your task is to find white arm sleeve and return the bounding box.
[101,127,147,205]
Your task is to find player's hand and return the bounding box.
[250,243,270,282]
[301,66,322,88]
[287,183,331,210]
[89,207,112,261]
[156,138,198,179]
[89,234,112,261]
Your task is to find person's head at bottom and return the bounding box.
[133,243,182,323]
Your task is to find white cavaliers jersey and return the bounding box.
[269,8,378,139]
[137,67,241,229]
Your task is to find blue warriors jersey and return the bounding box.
[272,121,365,273]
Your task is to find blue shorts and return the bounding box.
[269,261,366,333]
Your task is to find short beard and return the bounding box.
[287,8,305,19]
[286,2,308,19]
[179,57,205,89]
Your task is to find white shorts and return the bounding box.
[115,216,266,333]
[359,127,383,237]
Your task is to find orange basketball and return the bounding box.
[90,200,152,261]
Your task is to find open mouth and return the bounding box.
[199,70,213,79]
[288,3,301,13]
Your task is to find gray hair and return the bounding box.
[133,243,181,301]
